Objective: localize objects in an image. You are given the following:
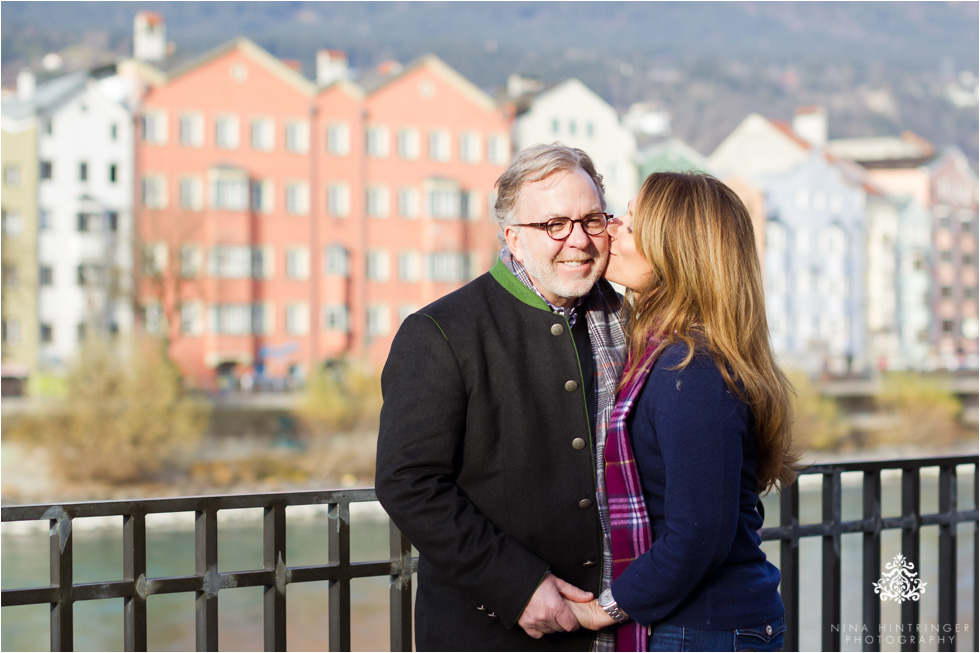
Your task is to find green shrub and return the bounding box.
[35,336,209,484]
[876,372,963,445]
[295,358,383,436]
[785,370,850,451]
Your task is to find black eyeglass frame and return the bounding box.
[512,212,613,241]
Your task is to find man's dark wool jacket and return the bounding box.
[376,259,621,651]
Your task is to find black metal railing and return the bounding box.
[1,489,415,652]
[2,454,977,652]
[761,454,978,653]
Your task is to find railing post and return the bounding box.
[195,505,219,651]
[49,509,74,652]
[862,470,882,652]
[388,522,413,652]
[328,500,351,651]
[822,470,842,652]
[123,510,148,651]
[780,481,800,652]
[263,502,288,652]
[937,465,957,653]
[901,466,921,653]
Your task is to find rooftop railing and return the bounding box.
[2,454,977,652]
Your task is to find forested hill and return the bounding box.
[3,1,977,158]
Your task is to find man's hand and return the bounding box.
[564,597,615,631]
[517,574,594,639]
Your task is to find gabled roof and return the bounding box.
[164,37,317,97]
[1,70,88,121]
[363,54,498,113]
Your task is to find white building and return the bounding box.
[512,78,637,214]
[33,68,137,369]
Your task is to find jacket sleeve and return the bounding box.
[375,313,550,628]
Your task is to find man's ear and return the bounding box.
[504,224,524,262]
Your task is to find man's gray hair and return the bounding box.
[493,142,606,228]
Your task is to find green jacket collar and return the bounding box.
[489,258,551,311]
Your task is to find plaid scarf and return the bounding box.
[604,337,661,651]
[500,249,625,652]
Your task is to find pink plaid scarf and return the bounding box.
[604,337,661,651]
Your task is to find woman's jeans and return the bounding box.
[648,617,786,652]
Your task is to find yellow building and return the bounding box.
[1,105,39,392]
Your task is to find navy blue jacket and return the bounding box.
[610,343,783,629]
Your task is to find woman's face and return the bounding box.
[604,196,654,292]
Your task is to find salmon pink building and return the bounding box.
[137,39,512,387]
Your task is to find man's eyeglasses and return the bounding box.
[512,213,612,241]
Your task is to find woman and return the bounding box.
[568,172,800,651]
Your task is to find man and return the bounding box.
[376,143,626,651]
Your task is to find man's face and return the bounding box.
[504,168,609,308]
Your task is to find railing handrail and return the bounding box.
[2,454,977,652]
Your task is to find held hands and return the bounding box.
[563,595,616,631]
[517,574,594,639]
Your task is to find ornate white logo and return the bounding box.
[873,554,927,603]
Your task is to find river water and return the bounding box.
[2,471,976,652]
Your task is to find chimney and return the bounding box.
[133,11,167,62]
[17,68,35,100]
[317,49,349,86]
[792,105,827,148]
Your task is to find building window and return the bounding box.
[459,132,480,164]
[143,110,168,144]
[2,264,19,288]
[142,175,168,209]
[487,134,508,165]
[426,180,461,219]
[180,303,200,335]
[40,160,53,180]
[251,180,275,214]
[398,188,419,219]
[941,319,955,334]
[106,211,118,232]
[366,125,389,158]
[109,123,117,140]
[285,182,310,215]
[214,115,240,150]
[178,112,204,147]
[795,187,809,210]
[1,211,22,236]
[285,120,309,153]
[285,247,310,280]
[209,304,263,336]
[428,129,450,162]
[366,186,389,218]
[587,122,595,137]
[568,119,577,136]
[326,184,350,217]
[39,265,53,286]
[109,164,118,184]
[77,212,100,232]
[180,246,201,278]
[398,251,421,282]
[40,323,53,344]
[285,303,309,335]
[210,174,249,211]
[2,319,20,344]
[551,118,560,135]
[326,122,350,155]
[939,250,953,263]
[3,164,19,187]
[180,176,204,211]
[366,250,389,281]
[366,304,391,337]
[78,162,88,182]
[427,252,471,283]
[397,128,420,160]
[250,118,274,151]
[940,286,954,299]
[323,304,350,332]
[209,245,265,279]
[324,244,349,277]
[39,210,52,230]
[77,263,103,286]
[462,191,481,221]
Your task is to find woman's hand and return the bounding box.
[563,598,616,630]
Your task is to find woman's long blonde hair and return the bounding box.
[621,172,801,492]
